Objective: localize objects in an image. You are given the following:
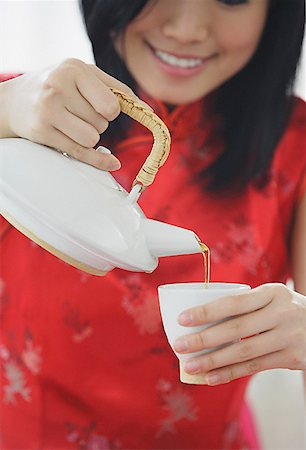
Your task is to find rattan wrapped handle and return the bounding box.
[110,88,171,191]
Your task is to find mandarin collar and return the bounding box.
[137,89,212,140]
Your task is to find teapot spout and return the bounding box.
[143,219,201,258]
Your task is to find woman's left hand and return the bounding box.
[173,283,306,385]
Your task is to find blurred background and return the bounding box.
[0,1,305,448]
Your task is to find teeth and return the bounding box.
[155,49,203,69]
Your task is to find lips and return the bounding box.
[147,42,216,77]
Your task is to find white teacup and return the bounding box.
[158,282,250,384]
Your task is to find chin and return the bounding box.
[147,86,206,105]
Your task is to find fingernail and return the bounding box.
[107,156,121,171]
[173,338,188,352]
[178,312,193,325]
[96,146,112,154]
[206,374,221,385]
[184,360,200,374]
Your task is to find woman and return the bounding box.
[0,0,305,448]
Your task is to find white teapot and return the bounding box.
[0,90,201,275]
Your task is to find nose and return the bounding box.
[162,0,209,45]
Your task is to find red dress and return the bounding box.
[0,73,305,449]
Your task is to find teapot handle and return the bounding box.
[110,88,171,192]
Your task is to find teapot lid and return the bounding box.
[0,138,152,274]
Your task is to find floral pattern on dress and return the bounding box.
[121,274,161,335]
[155,378,199,437]
[211,214,273,280]
[122,292,161,335]
[77,270,92,284]
[21,336,42,375]
[226,217,264,271]
[223,419,250,450]
[1,347,31,404]
[65,421,122,450]
[254,169,295,198]
[63,301,93,343]
[121,274,144,301]
[223,419,239,447]
[1,328,43,404]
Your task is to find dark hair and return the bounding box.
[80,0,305,191]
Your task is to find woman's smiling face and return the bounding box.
[115,0,269,104]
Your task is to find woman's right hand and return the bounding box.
[0,58,147,171]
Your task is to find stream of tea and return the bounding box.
[199,241,210,287]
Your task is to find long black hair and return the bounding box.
[80,0,305,191]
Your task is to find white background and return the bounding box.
[0,1,305,448]
[0,0,305,98]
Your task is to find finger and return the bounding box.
[65,93,110,135]
[183,330,285,377]
[89,65,153,110]
[41,126,121,171]
[204,350,286,386]
[75,70,121,121]
[178,285,274,326]
[52,108,101,149]
[174,304,277,353]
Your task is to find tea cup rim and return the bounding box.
[158,282,250,291]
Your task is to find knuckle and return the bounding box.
[227,295,242,315]
[229,318,242,335]
[275,301,292,321]
[43,59,84,90]
[85,130,100,148]
[199,307,208,323]
[95,155,118,171]
[278,306,299,327]
[238,340,253,360]
[68,145,84,160]
[61,57,85,71]
[94,158,110,171]
[96,120,109,134]
[246,359,260,374]
[196,332,206,350]
[201,330,213,347]
[226,366,235,383]
[273,283,289,298]
[41,78,63,98]
[114,79,135,97]
[104,99,120,121]
[204,353,215,371]
[289,351,302,368]
[124,86,136,98]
